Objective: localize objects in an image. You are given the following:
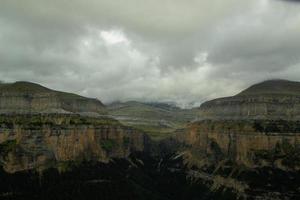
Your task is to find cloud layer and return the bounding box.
[1,0,300,107]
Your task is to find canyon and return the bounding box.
[0,82,149,174]
[0,114,148,173]
[1,80,300,199]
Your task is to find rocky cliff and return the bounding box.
[1,79,300,199]
[181,120,300,169]
[175,80,300,199]
[0,81,106,115]
[0,114,149,173]
[199,80,300,120]
[182,80,300,168]
[174,120,300,199]
[0,82,148,173]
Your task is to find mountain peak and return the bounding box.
[0,81,51,93]
[0,81,106,115]
[200,79,300,120]
[237,79,300,96]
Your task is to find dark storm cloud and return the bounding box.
[0,0,300,107]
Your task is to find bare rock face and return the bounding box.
[176,120,300,198]
[0,81,148,173]
[174,80,300,198]
[184,80,300,169]
[181,120,300,169]
[0,81,106,115]
[199,80,300,120]
[0,114,149,173]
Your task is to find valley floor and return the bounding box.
[1,151,300,200]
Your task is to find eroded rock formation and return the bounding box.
[0,82,148,173]
[0,81,106,115]
[181,120,300,169]
[175,80,300,199]
[0,114,148,173]
[199,80,300,120]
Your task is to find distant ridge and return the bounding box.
[0,81,106,115]
[199,79,300,120]
[237,79,300,96]
[108,101,198,140]
[0,81,95,100]
[0,81,52,93]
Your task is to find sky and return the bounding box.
[1,0,300,107]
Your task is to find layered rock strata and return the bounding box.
[181,120,300,169]
[199,80,300,120]
[0,114,149,173]
[0,81,106,115]
[176,80,300,198]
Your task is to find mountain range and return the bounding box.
[0,79,300,199]
[108,101,199,140]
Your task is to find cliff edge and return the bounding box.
[176,80,300,199]
[0,81,106,115]
[199,80,300,120]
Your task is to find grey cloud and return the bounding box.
[203,1,300,87]
[0,0,300,106]
[280,0,300,2]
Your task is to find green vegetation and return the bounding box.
[253,120,300,133]
[131,124,175,140]
[254,140,300,168]
[280,139,300,167]
[57,160,82,173]
[0,81,107,115]
[108,101,197,123]
[101,139,118,151]
[237,80,300,96]
[123,137,130,147]
[0,114,120,128]
[0,140,17,156]
[196,120,300,134]
[108,101,199,140]
[0,81,51,93]
[0,81,89,100]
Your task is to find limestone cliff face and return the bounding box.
[181,120,300,169]
[0,81,106,115]
[173,120,300,198]
[183,80,300,169]
[0,114,149,173]
[199,80,300,120]
[175,80,300,198]
[187,80,300,165]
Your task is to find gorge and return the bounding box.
[1,80,300,200]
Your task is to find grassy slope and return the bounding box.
[237,79,300,96]
[108,101,198,140]
[0,81,99,101]
[0,113,120,127]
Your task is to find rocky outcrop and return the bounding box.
[0,81,106,115]
[199,80,300,120]
[183,80,300,169]
[174,120,300,199]
[0,114,149,173]
[181,120,300,169]
[0,82,149,173]
[172,119,300,199]
[174,80,300,199]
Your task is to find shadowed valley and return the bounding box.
[1,80,300,199]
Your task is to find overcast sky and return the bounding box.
[1,0,300,107]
